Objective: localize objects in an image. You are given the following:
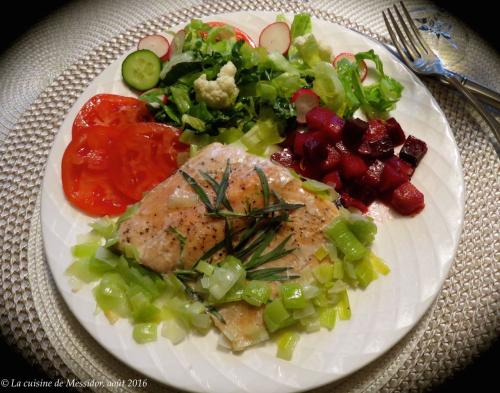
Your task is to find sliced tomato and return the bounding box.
[72,94,152,138]
[203,21,255,47]
[109,123,187,201]
[62,126,134,216]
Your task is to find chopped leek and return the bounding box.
[348,216,377,246]
[325,219,367,261]
[334,290,351,320]
[276,331,300,361]
[242,281,271,306]
[263,298,290,332]
[93,273,130,320]
[313,245,329,261]
[332,261,344,280]
[65,258,101,283]
[319,307,337,330]
[161,316,188,344]
[133,323,158,344]
[313,263,334,284]
[280,283,307,309]
[302,180,336,201]
[90,218,117,239]
[195,260,214,276]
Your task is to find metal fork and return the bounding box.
[383,2,500,143]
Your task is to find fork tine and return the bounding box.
[399,1,432,54]
[392,4,422,58]
[386,8,416,62]
[382,11,416,71]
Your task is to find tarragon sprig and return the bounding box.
[177,161,304,282]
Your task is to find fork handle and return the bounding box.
[440,72,500,109]
[445,75,500,144]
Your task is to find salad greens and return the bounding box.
[139,13,403,154]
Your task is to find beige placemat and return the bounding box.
[0,0,498,391]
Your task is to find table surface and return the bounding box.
[0,0,498,392]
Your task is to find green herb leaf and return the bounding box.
[180,170,214,212]
[255,166,270,207]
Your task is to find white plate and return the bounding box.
[41,11,464,393]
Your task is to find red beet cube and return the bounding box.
[340,153,368,179]
[365,119,388,141]
[271,148,295,168]
[389,182,425,215]
[357,119,393,158]
[340,192,368,213]
[360,160,385,188]
[295,158,320,179]
[303,137,327,163]
[323,170,343,191]
[335,140,350,155]
[385,117,406,146]
[379,163,408,192]
[293,131,325,157]
[343,118,368,148]
[399,135,428,167]
[358,135,394,159]
[385,155,414,178]
[320,145,341,172]
[347,181,377,205]
[305,107,345,142]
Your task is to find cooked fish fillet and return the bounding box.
[118,143,338,350]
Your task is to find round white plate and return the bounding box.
[41,11,464,393]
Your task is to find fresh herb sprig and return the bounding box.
[177,161,304,282]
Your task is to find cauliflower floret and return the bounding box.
[193,61,239,109]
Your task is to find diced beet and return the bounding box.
[358,135,394,159]
[389,182,425,215]
[340,153,368,179]
[293,132,309,156]
[399,135,428,167]
[347,181,377,205]
[385,117,406,146]
[295,158,320,179]
[293,131,325,156]
[335,140,350,154]
[303,137,327,163]
[282,130,297,150]
[320,145,341,172]
[357,119,393,159]
[360,160,385,189]
[379,163,408,192]
[385,155,414,178]
[340,192,368,213]
[343,118,368,148]
[271,148,295,168]
[365,119,387,141]
[305,107,345,142]
[323,170,342,191]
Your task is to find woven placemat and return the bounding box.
[0,0,498,392]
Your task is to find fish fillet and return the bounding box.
[118,143,338,350]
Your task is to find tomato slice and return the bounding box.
[109,123,188,202]
[62,126,134,216]
[72,94,152,138]
[205,21,256,47]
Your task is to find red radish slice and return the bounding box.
[259,22,291,55]
[138,35,170,61]
[333,52,368,81]
[165,29,186,61]
[291,88,320,123]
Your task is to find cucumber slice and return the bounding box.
[122,49,161,91]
